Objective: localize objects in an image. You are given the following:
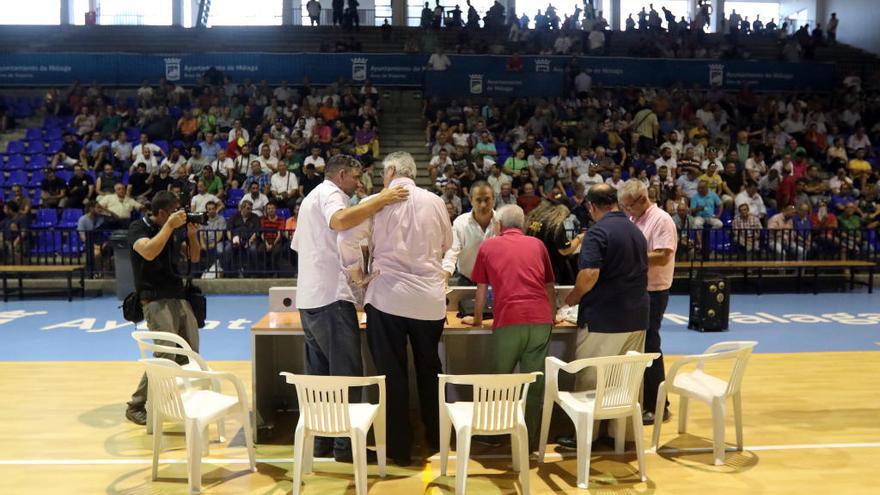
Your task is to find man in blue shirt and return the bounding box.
[199,132,222,162]
[689,180,724,229]
[85,131,110,162]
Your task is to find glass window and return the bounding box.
[0,0,59,25]
[92,0,173,25]
[210,0,283,26]
[725,2,781,29]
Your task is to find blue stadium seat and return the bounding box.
[125,127,141,142]
[55,170,73,183]
[32,209,59,229]
[25,128,43,141]
[28,170,45,188]
[226,188,245,207]
[27,154,48,171]
[277,207,291,219]
[155,140,170,155]
[24,139,45,155]
[30,231,62,255]
[5,140,25,155]
[60,231,85,256]
[59,208,83,229]
[45,128,63,141]
[222,208,237,221]
[45,140,63,155]
[31,188,41,207]
[7,170,27,186]
[4,155,25,171]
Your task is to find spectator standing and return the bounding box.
[619,179,677,425]
[560,184,648,449]
[827,13,838,43]
[291,154,408,460]
[463,204,557,448]
[337,151,452,467]
[306,0,321,25]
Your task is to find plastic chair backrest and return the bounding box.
[141,358,189,421]
[699,341,757,396]
[440,373,540,432]
[280,373,385,435]
[593,353,657,412]
[131,331,209,370]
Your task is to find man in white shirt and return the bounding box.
[428,149,453,183]
[160,148,187,179]
[303,147,326,173]
[256,145,279,174]
[574,69,592,96]
[572,147,593,178]
[337,151,452,467]
[487,163,513,195]
[130,147,159,175]
[676,167,700,199]
[190,180,220,213]
[270,161,299,209]
[131,133,163,162]
[273,81,292,103]
[734,180,767,220]
[233,145,258,181]
[528,146,549,175]
[442,182,499,286]
[241,181,269,217]
[208,149,234,180]
[427,49,451,71]
[654,146,677,175]
[577,166,604,189]
[227,120,250,145]
[291,154,408,461]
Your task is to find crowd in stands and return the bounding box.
[406,1,843,61]
[0,75,383,276]
[422,73,880,280]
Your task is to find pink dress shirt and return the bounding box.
[338,177,453,321]
[631,203,678,292]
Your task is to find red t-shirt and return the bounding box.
[470,228,555,329]
[517,195,542,215]
[261,216,285,243]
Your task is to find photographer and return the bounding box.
[124,191,201,425]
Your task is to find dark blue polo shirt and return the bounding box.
[576,210,649,332]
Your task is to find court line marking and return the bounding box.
[1,442,879,465]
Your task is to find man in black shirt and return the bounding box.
[61,132,82,158]
[127,162,152,203]
[39,168,67,209]
[63,164,94,209]
[125,191,201,425]
[226,199,262,276]
[560,184,648,447]
[299,163,324,198]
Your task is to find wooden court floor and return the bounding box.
[0,351,878,494]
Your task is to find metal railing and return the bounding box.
[2,227,877,279]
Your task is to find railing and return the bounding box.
[291,8,377,27]
[1,227,877,279]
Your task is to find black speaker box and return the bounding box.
[688,274,730,332]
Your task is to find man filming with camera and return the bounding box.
[124,190,202,425]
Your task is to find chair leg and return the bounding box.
[511,432,521,472]
[652,383,667,450]
[712,398,727,466]
[185,420,202,494]
[241,409,257,472]
[614,417,627,454]
[515,424,530,495]
[440,411,452,476]
[575,415,594,489]
[455,427,472,495]
[146,392,153,435]
[303,432,315,474]
[733,393,744,452]
[537,395,554,463]
[351,431,368,495]
[151,414,163,481]
[678,396,689,434]
[216,419,227,444]
[631,405,647,482]
[292,425,306,495]
[373,411,386,477]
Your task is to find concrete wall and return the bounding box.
[821,0,880,55]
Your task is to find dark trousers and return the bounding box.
[301,300,363,454]
[365,304,444,461]
[644,290,669,413]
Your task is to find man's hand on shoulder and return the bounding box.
[378,185,409,205]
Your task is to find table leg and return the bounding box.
[2,274,7,302]
[18,274,23,300]
[67,272,73,302]
[80,268,86,298]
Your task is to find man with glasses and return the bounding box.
[618,179,677,425]
[124,191,201,425]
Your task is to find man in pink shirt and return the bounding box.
[464,204,556,449]
[338,151,453,466]
[619,179,677,425]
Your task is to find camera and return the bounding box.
[186,212,209,225]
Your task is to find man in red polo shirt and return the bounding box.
[464,204,556,449]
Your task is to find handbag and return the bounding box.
[121,292,144,323]
[185,280,208,328]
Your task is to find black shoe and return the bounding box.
[642,409,670,426]
[557,435,577,450]
[125,407,147,426]
[334,448,378,463]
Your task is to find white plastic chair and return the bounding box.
[280,373,386,495]
[438,372,541,495]
[131,331,225,441]
[537,352,660,489]
[651,341,757,465]
[140,358,257,494]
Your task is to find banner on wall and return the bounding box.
[0,52,834,93]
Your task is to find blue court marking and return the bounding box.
[0,293,878,362]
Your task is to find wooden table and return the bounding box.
[250,310,577,442]
[0,265,86,302]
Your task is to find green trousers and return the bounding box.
[490,323,553,445]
